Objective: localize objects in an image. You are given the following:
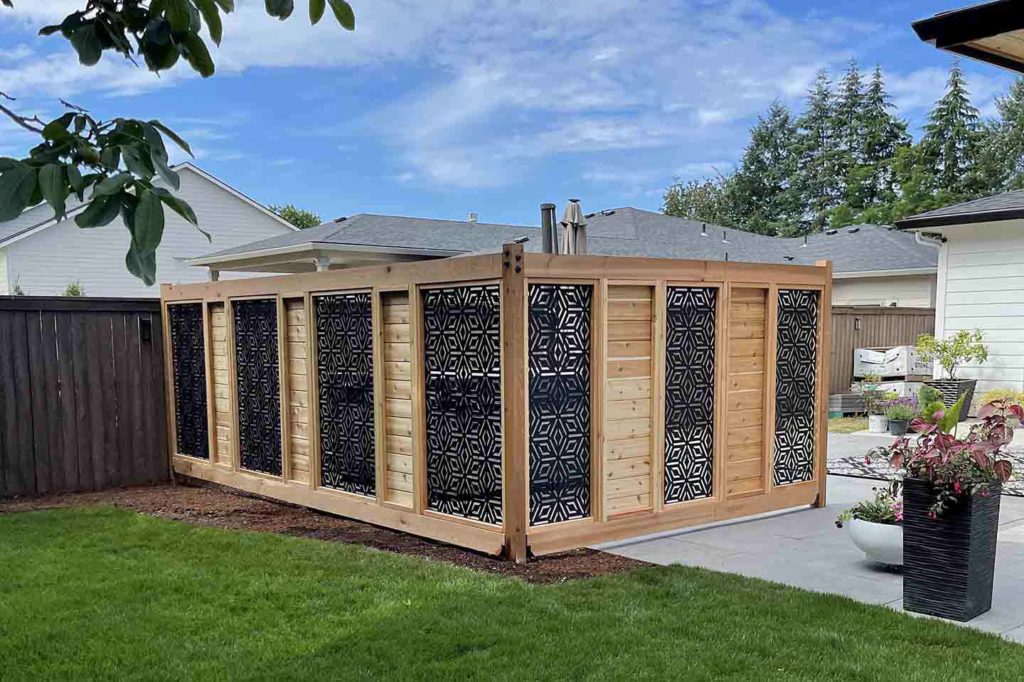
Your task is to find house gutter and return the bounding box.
[188,242,466,267]
[832,267,937,279]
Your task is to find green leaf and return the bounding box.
[195,0,223,44]
[0,157,18,172]
[214,0,235,12]
[100,145,121,170]
[309,0,325,24]
[153,187,201,227]
[182,32,215,77]
[69,24,102,65]
[327,0,354,30]
[165,0,191,32]
[125,243,157,286]
[133,189,165,254]
[0,163,37,222]
[75,193,123,228]
[66,164,85,197]
[148,120,193,157]
[38,164,68,220]
[93,172,132,196]
[42,113,75,141]
[121,144,157,181]
[265,0,294,20]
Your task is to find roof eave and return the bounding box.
[912,0,1024,74]
[896,206,1024,230]
[832,267,938,279]
[188,241,468,267]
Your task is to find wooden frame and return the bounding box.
[162,246,832,561]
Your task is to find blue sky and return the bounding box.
[0,0,1016,227]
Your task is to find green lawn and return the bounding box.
[828,415,868,434]
[1,508,1021,680]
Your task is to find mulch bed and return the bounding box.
[0,480,646,584]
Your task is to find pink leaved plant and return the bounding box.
[869,396,1019,518]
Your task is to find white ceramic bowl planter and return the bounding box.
[848,518,903,566]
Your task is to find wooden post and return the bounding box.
[371,289,387,502]
[501,243,529,563]
[814,260,833,507]
[159,297,176,482]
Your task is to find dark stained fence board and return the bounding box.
[0,297,169,498]
[829,306,935,394]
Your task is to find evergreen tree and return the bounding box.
[855,66,911,209]
[793,70,839,233]
[918,61,984,197]
[728,101,800,235]
[832,59,866,203]
[978,78,1024,190]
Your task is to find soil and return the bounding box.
[0,480,647,584]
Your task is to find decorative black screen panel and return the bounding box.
[169,303,210,460]
[233,298,282,476]
[315,292,376,496]
[423,285,502,525]
[528,284,592,526]
[664,287,717,503]
[773,289,820,486]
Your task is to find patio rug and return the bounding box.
[828,450,1024,498]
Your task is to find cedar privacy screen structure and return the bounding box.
[162,245,832,561]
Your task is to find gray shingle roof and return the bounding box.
[194,207,937,274]
[896,189,1024,229]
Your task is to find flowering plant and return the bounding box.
[871,396,1019,518]
[884,397,917,422]
[835,480,903,528]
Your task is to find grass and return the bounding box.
[828,415,868,433]
[1,508,1022,680]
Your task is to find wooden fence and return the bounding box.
[0,297,168,498]
[829,306,935,394]
[162,245,832,561]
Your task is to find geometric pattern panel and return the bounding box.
[664,287,716,503]
[528,283,592,526]
[233,298,282,476]
[423,285,503,525]
[315,292,376,496]
[773,289,819,486]
[169,302,210,460]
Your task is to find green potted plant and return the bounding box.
[836,481,903,566]
[880,396,1018,621]
[884,398,916,436]
[916,330,988,422]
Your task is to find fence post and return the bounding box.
[814,260,833,508]
[501,243,529,563]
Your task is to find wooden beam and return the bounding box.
[814,260,833,507]
[500,243,529,563]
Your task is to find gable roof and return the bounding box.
[0,163,298,248]
[895,189,1024,230]
[193,206,937,275]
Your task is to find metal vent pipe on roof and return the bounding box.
[540,203,557,254]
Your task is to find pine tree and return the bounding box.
[728,101,800,235]
[978,78,1024,190]
[918,61,984,197]
[855,66,911,209]
[793,70,839,233]
[832,60,866,203]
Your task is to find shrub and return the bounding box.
[884,399,916,422]
[981,387,1024,407]
[836,481,903,527]
[915,329,988,380]
[62,281,85,297]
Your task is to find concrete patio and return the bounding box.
[596,435,1024,642]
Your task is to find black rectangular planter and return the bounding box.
[903,477,1001,621]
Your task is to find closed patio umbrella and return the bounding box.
[560,199,587,254]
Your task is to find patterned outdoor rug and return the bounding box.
[828,450,1024,497]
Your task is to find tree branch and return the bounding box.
[0,92,46,134]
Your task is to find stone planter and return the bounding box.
[868,414,889,433]
[903,477,1001,622]
[923,379,976,422]
[848,519,903,566]
[888,420,909,436]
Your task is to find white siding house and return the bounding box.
[899,195,1024,394]
[0,163,297,298]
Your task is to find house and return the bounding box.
[190,207,938,307]
[897,191,1024,394]
[0,163,298,298]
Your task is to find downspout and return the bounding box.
[914,231,943,249]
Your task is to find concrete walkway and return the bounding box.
[596,475,1024,642]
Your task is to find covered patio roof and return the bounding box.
[912,0,1024,74]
